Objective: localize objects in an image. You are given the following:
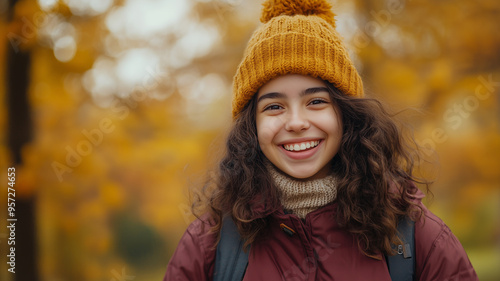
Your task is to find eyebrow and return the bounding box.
[257,87,329,103]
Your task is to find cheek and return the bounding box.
[331,117,343,136]
[256,116,284,145]
[316,110,343,138]
[334,112,343,137]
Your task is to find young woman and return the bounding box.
[164,0,478,280]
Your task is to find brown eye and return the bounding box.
[309,99,328,105]
[264,104,283,111]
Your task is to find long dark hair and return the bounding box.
[193,81,427,255]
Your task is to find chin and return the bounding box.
[282,167,319,180]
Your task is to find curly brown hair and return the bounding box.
[193,81,428,256]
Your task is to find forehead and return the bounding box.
[257,74,327,98]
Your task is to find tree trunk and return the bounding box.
[6,0,37,280]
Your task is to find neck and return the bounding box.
[266,162,337,218]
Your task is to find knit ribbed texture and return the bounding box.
[267,163,337,219]
[232,0,363,118]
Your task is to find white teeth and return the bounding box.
[283,141,320,152]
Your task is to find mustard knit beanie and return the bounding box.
[232,0,364,118]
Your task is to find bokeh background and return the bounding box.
[0,0,499,280]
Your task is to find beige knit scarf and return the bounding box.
[267,163,337,219]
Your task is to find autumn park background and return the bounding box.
[0,0,499,280]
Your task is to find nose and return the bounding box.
[284,109,310,132]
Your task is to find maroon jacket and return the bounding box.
[164,196,478,280]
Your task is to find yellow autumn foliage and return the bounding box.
[1,0,499,280]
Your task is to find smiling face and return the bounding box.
[256,74,343,180]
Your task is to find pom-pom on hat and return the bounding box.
[232,0,364,118]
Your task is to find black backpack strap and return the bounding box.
[387,216,415,281]
[213,216,249,281]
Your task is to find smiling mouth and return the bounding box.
[282,140,320,152]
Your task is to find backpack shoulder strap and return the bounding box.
[387,216,416,281]
[213,216,249,281]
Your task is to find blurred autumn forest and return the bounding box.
[0,0,499,280]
